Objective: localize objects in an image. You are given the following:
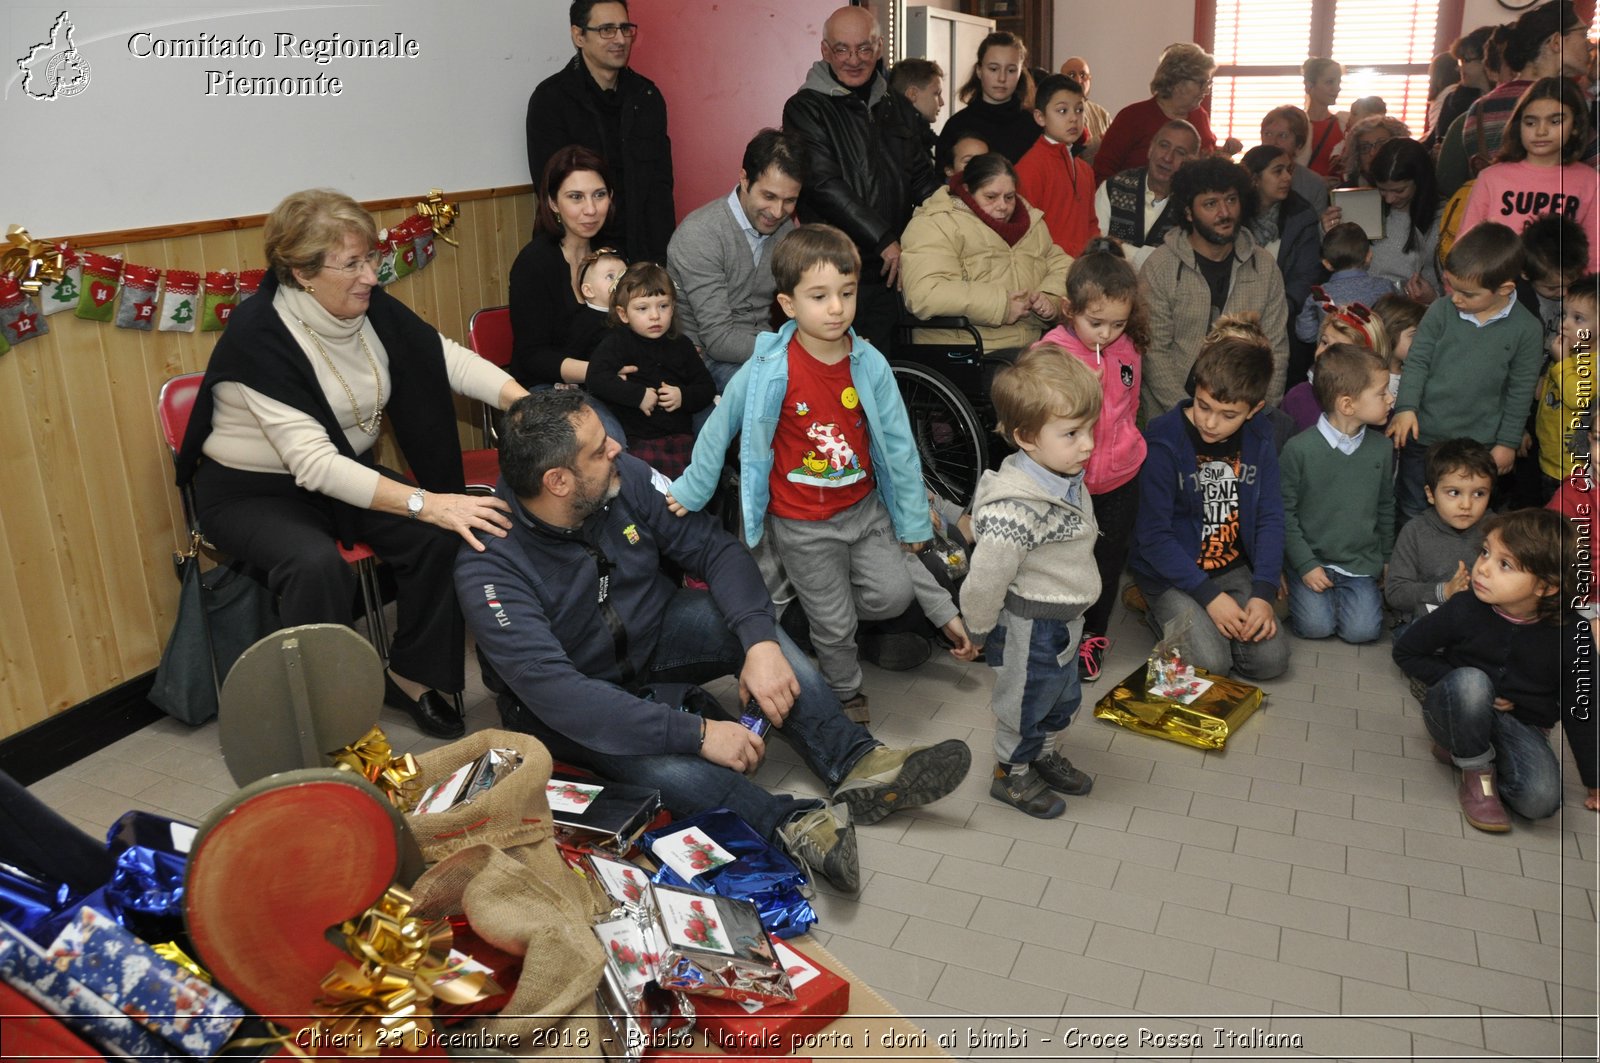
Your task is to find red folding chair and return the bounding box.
[461,306,513,493]
[157,373,390,658]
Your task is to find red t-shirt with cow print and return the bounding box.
[766,333,874,521]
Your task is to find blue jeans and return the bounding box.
[1288,570,1384,643]
[527,589,879,840]
[1144,566,1291,681]
[984,611,1085,765]
[1420,667,1563,820]
[1395,442,1428,529]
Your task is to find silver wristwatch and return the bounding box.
[406,487,426,519]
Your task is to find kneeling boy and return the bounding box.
[1279,345,1395,644]
[1129,321,1290,680]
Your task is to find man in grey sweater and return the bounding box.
[1384,439,1496,631]
[668,129,806,389]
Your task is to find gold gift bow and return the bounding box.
[2,226,66,295]
[328,726,422,813]
[152,940,212,984]
[414,189,459,246]
[311,885,501,1054]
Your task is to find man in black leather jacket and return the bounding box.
[782,5,940,355]
[526,1,675,263]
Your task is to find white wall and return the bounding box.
[2,1,571,235]
[1053,0,1199,115]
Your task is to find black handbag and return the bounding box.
[148,535,278,725]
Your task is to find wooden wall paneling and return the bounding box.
[0,409,51,728]
[110,237,188,671]
[57,256,156,682]
[8,315,99,710]
[33,302,126,693]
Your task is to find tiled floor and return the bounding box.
[28,600,1600,1061]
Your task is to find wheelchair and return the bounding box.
[889,313,1017,509]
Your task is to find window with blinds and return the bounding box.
[1203,0,1454,147]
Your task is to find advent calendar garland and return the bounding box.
[0,190,461,353]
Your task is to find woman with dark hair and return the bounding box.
[1461,77,1599,273]
[935,31,1041,167]
[1094,42,1240,184]
[176,189,529,738]
[1324,138,1441,302]
[900,152,1069,353]
[1241,144,1322,382]
[507,144,630,439]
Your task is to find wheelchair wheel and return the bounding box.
[891,361,989,509]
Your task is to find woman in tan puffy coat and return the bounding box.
[900,152,1071,355]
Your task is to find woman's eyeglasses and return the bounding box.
[323,250,382,275]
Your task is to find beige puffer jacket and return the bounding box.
[900,186,1071,354]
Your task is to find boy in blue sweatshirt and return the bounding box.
[1387,222,1544,524]
[1129,320,1290,680]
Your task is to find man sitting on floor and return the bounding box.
[456,391,972,892]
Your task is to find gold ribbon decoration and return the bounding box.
[152,941,213,984]
[327,726,422,813]
[309,885,500,1054]
[414,189,459,246]
[1,226,66,295]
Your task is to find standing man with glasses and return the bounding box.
[782,5,940,356]
[527,1,676,263]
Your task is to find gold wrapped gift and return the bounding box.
[1092,664,1263,750]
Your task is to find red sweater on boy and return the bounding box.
[1015,137,1101,257]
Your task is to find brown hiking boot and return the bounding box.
[1458,768,1511,832]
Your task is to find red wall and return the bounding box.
[627,0,843,223]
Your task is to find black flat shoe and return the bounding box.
[383,676,465,739]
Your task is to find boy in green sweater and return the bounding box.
[1388,222,1543,525]
[1281,345,1395,644]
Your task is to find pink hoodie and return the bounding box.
[1035,324,1145,494]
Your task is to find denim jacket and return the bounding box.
[670,320,933,547]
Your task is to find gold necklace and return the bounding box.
[293,315,384,436]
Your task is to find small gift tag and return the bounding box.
[0,278,48,347]
[595,916,660,991]
[199,270,237,332]
[113,263,161,330]
[658,888,732,955]
[653,825,736,881]
[236,268,266,304]
[39,244,81,316]
[588,853,652,909]
[547,778,603,813]
[74,252,124,322]
[159,269,199,332]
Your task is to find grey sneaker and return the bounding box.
[991,763,1065,819]
[778,803,860,892]
[1033,750,1094,795]
[831,739,972,825]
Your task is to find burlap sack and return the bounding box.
[407,730,610,1057]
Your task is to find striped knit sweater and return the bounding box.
[960,453,1101,638]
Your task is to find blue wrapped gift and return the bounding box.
[0,920,175,1060]
[46,906,244,1057]
[642,808,816,939]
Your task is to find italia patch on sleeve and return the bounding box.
[483,584,511,628]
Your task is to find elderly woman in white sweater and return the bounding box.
[175,189,526,737]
